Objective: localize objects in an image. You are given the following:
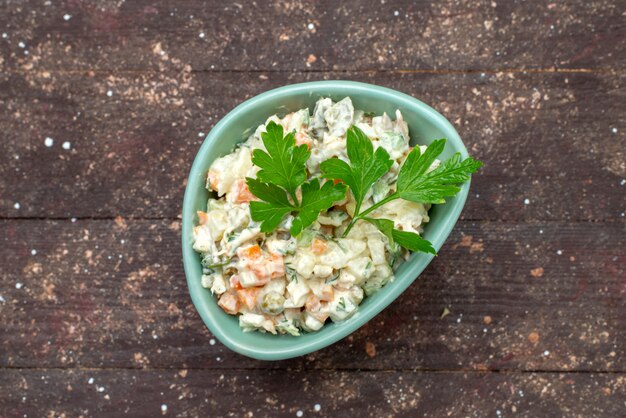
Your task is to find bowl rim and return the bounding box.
[182,80,470,360]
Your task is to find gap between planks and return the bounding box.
[2,67,625,76]
[0,365,624,374]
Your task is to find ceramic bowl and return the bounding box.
[182,81,471,360]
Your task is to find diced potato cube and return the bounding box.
[367,236,386,265]
[284,280,310,308]
[336,269,356,290]
[294,254,316,279]
[346,257,374,283]
[201,273,215,289]
[238,270,266,288]
[192,225,213,253]
[211,274,227,295]
[312,264,333,279]
[239,313,266,331]
[302,313,325,332]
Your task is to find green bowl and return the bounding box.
[182,80,470,360]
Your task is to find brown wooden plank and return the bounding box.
[1,219,623,371]
[0,369,624,417]
[1,71,624,220]
[0,0,624,72]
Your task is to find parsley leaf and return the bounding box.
[363,217,436,255]
[247,178,294,233]
[320,125,393,215]
[252,121,310,202]
[391,229,436,255]
[396,139,483,204]
[290,179,347,236]
[246,122,346,236]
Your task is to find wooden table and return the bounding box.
[1,1,624,416]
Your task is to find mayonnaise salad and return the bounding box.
[193,97,434,335]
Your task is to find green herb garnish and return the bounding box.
[246,121,347,236]
[321,125,482,255]
[246,121,482,255]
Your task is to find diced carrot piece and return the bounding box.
[233,179,256,203]
[218,292,240,315]
[311,237,327,255]
[282,113,293,126]
[268,254,285,278]
[250,264,270,281]
[310,310,329,323]
[305,294,321,312]
[295,132,312,149]
[332,178,343,185]
[237,287,261,310]
[229,275,243,290]
[319,284,334,302]
[238,244,262,260]
[207,170,219,191]
[197,211,209,226]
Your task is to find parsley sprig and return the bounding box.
[245,120,482,255]
[321,125,482,255]
[246,121,347,236]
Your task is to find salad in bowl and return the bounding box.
[191,96,482,336]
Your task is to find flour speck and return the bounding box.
[31,249,37,255]
[44,137,54,147]
[88,377,94,384]
[14,202,21,210]
[16,282,23,289]
[18,41,25,48]
[314,404,321,412]
[209,338,216,345]
[106,90,113,97]
[524,198,530,205]
[161,404,168,413]
[394,10,400,16]
[556,250,562,255]
[307,23,315,30]
[62,141,71,150]
[296,411,303,417]
[199,32,205,38]
[63,14,72,21]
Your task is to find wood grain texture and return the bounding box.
[1,219,623,371]
[0,0,624,72]
[1,369,624,418]
[1,71,624,219]
[1,0,624,415]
